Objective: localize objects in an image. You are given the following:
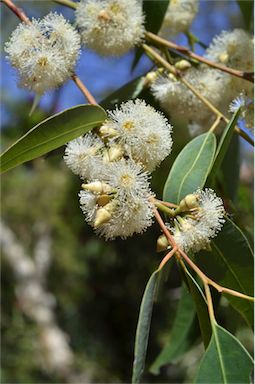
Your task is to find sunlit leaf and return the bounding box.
[163,132,216,204]
[0,105,106,173]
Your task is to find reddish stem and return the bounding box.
[1,0,31,23]
[72,75,97,105]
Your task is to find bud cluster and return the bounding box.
[64,99,173,239]
[151,29,254,133]
[157,188,225,254]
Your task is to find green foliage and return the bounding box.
[0,105,106,173]
[209,108,241,181]
[163,132,216,204]
[150,284,197,375]
[194,218,254,328]
[237,0,254,31]
[132,269,159,384]
[195,324,253,383]
[132,0,169,69]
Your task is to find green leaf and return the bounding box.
[163,132,216,204]
[195,324,253,383]
[0,105,106,173]
[150,284,197,375]
[221,134,240,201]
[237,0,254,31]
[132,270,159,383]
[100,76,146,110]
[143,0,169,34]
[183,267,212,348]
[209,108,241,180]
[132,0,169,70]
[194,218,254,327]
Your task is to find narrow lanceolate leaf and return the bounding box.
[150,284,197,375]
[195,324,253,383]
[163,132,216,204]
[132,270,159,383]
[100,76,146,110]
[221,134,240,201]
[183,267,212,348]
[132,0,169,70]
[194,218,254,328]
[0,105,106,173]
[209,107,241,180]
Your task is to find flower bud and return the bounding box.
[94,207,112,228]
[218,52,229,64]
[177,193,199,213]
[175,60,191,71]
[145,71,158,85]
[82,181,113,194]
[99,124,119,139]
[108,145,124,162]
[97,194,112,207]
[94,201,115,228]
[156,234,169,252]
[97,10,111,22]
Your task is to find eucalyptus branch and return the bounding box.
[53,0,77,9]
[204,283,217,324]
[153,200,175,217]
[158,247,177,270]
[142,44,254,147]
[152,204,255,303]
[145,31,254,83]
[1,0,31,23]
[71,74,97,104]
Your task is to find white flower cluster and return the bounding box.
[158,189,225,254]
[5,13,81,94]
[151,29,254,133]
[160,0,199,37]
[75,0,145,56]
[64,99,173,239]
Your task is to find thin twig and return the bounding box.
[142,44,254,147]
[158,247,177,270]
[53,0,77,9]
[71,74,97,105]
[1,0,31,23]
[145,31,254,83]
[152,205,255,303]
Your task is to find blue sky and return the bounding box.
[1,0,244,124]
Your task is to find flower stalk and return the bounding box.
[142,43,254,147]
[145,31,254,83]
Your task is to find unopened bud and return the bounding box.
[156,234,169,252]
[218,52,229,64]
[99,124,119,139]
[82,181,113,194]
[97,194,112,207]
[175,60,191,71]
[94,201,115,228]
[108,145,124,162]
[145,71,158,85]
[98,10,111,22]
[168,73,177,82]
[177,194,199,213]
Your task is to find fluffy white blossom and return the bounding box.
[102,99,173,171]
[75,0,145,56]
[160,0,199,37]
[64,133,104,179]
[169,188,225,253]
[5,13,80,94]
[205,29,254,71]
[79,159,154,239]
[151,67,232,128]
